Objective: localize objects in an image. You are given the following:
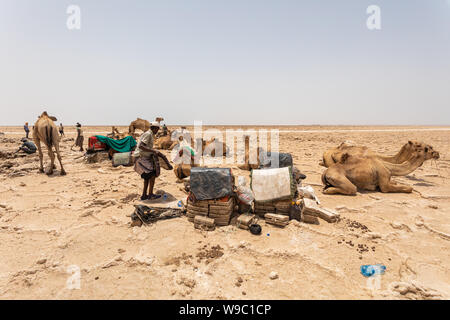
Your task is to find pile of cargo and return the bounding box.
[184,153,339,232]
[186,168,235,230]
[187,196,234,227]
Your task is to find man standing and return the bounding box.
[59,123,65,137]
[71,122,84,151]
[24,122,30,139]
[133,122,172,200]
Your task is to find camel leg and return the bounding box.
[53,143,66,175]
[378,175,413,193]
[36,139,44,173]
[46,144,55,175]
[322,169,357,195]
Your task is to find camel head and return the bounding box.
[407,141,439,161]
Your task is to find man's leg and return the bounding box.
[141,178,149,200]
[148,176,155,196]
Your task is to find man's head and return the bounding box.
[21,138,28,142]
[25,122,28,126]
[150,122,160,134]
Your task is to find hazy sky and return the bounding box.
[1,0,449,125]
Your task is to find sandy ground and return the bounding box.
[0,125,449,300]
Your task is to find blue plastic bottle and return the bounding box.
[360,264,386,277]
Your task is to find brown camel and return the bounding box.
[238,135,260,170]
[154,135,178,150]
[33,112,66,175]
[128,118,150,136]
[321,141,432,168]
[321,144,439,195]
[107,126,127,140]
[173,138,199,180]
[203,138,230,157]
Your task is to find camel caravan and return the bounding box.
[24,111,441,229]
[29,112,440,198]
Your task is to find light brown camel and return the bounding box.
[154,135,178,150]
[203,138,230,157]
[238,135,260,170]
[128,118,150,136]
[107,126,127,140]
[33,112,66,175]
[320,141,432,168]
[321,144,439,195]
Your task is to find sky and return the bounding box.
[0,0,449,125]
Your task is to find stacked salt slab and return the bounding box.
[187,167,235,229]
[264,213,289,227]
[254,199,292,217]
[194,216,216,231]
[301,198,340,224]
[187,197,234,226]
[236,214,256,230]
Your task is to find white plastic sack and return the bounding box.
[251,167,293,202]
[297,185,320,204]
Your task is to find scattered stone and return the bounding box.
[269,271,279,280]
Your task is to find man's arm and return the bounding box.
[139,142,160,155]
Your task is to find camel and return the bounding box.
[320,141,432,168]
[203,138,230,157]
[154,135,178,150]
[128,118,150,136]
[107,126,127,140]
[321,144,439,195]
[33,112,66,175]
[238,135,260,170]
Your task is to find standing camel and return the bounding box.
[33,112,66,175]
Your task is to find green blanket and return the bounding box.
[95,135,137,153]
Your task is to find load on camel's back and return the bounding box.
[33,111,66,175]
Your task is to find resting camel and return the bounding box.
[320,141,432,168]
[238,135,260,170]
[33,112,66,175]
[154,135,178,150]
[321,144,439,195]
[107,126,127,140]
[203,138,230,157]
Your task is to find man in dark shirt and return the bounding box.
[17,138,37,154]
[24,122,30,139]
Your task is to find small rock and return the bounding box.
[269,271,278,280]
[36,258,47,265]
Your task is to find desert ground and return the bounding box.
[0,125,449,300]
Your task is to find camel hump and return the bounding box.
[39,111,57,122]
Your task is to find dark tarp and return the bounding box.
[190,167,233,200]
[259,152,293,169]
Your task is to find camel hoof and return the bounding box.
[46,170,53,176]
[60,170,67,176]
[39,169,44,173]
